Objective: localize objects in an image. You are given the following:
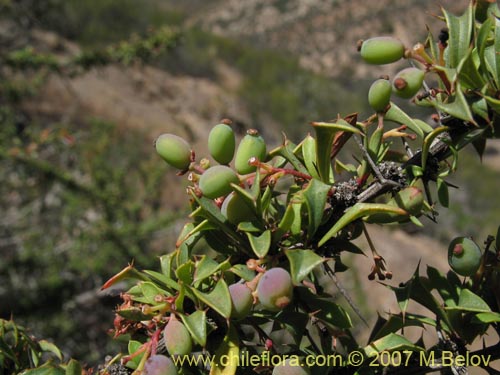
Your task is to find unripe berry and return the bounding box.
[164,316,192,356]
[198,165,239,199]
[229,283,253,319]
[143,355,178,375]
[257,268,293,312]
[234,130,267,175]
[155,134,191,170]
[392,67,425,99]
[359,37,405,65]
[221,192,255,224]
[208,123,236,165]
[368,78,392,112]
[448,237,482,277]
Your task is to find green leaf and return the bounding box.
[210,326,239,375]
[472,311,500,324]
[457,48,486,90]
[422,126,450,168]
[65,359,82,375]
[117,307,154,321]
[246,230,271,258]
[443,2,474,69]
[369,314,435,342]
[142,269,180,292]
[301,178,331,237]
[312,119,361,182]
[301,134,320,179]
[194,256,221,286]
[436,178,449,208]
[176,261,195,285]
[180,310,207,347]
[405,265,454,332]
[446,289,492,313]
[285,249,325,284]
[364,333,424,357]
[275,311,310,345]
[384,281,412,321]
[20,364,65,375]
[484,19,500,89]
[39,340,62,361]
[297,288,352,329]
[385,103,425,138]
[426,266,458,307]
[229,264,255,282]
[127,340,144,369]
[268,139,309,175]
[318,203,408,246]
[476,17,494,73]
[429,83,475,123]
[190,279,232,318]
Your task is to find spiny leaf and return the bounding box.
[285,249,325,284]
[385,103,426,138]
[443,2,474,69]
[190,279,232,318]
[301,178,331,237]
[180,310,207,347]
[318,203,408,247]
[312,119,361,183]
[246,230,271,258]
[364,333,424,357]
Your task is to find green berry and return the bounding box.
[198,165,239,199]
[392,67,425,98]
[229,283,253,319]
[448,237,482,277]
[360,37,405,65]
[208,123,236,165]
[155,134,191,170]
[257,268,293,312]
[368,78,392,112]
[164,316,192,356]
[221,192,255,224]
[234,129,267,175]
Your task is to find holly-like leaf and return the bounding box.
[285,249,325,284]
[364,333,424,357]
[301,178,331,237]
[275,311,310,345]
[312,119,361,183]
[318,203,408,246]
[298,288,352,329]
[190,279,232,318]
[229,264,255,282]
[385,103,426,138]
[65,359,82,375]
[446,289,492,313]
[180,310,207,347]
[20,363,65,375]
[436,178,449,208]
[38,340,62,361]
[176,261,195,285]
[194,256,221,286]
[246,230,271,258]
[472,311,500,324]
[368,313,435,342]
[443,2,474,69]
[301,134,320,179]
